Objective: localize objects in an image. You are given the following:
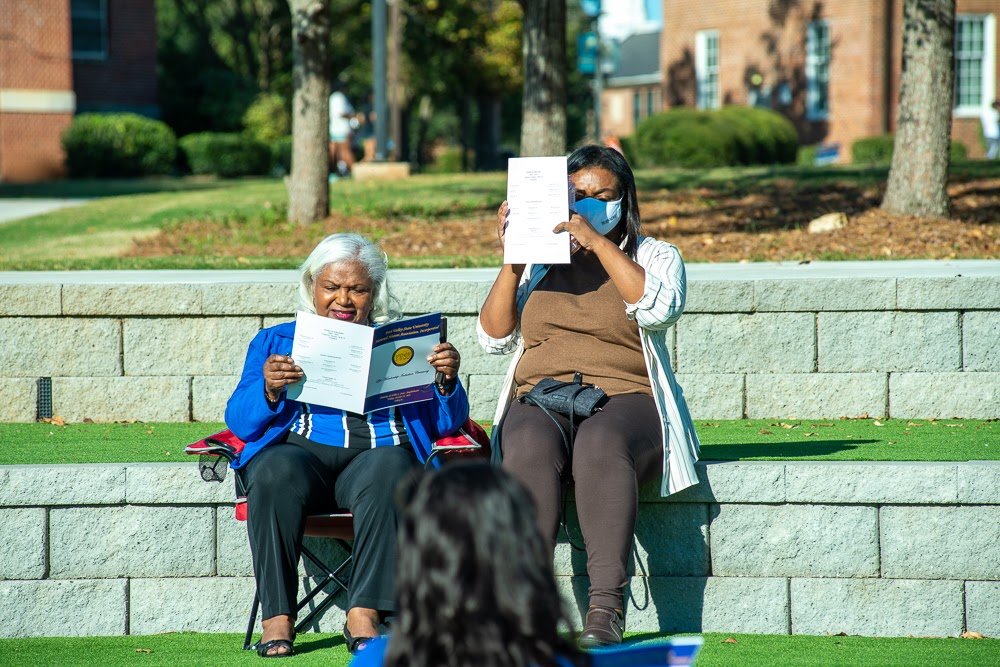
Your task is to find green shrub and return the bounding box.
[242,93,291,144]
[630,106,798,168]
[631,108,735,168]
[62,113,177,177]
[425,146,469,174]
[852,134,969,165]
[797,145,819,166]
[179,132,272,177]
[851,135,894,164]
[271,136,293,175]
[749,107,799,163]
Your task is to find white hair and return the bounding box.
[296,233,401,324]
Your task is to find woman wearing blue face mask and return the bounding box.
[478,144,700,648]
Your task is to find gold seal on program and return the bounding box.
[392,346,414,366]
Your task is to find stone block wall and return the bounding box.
[0,461,997,638]
[0,262,997,423]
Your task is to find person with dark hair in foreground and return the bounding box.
[350,463,589,667]
[478,145,700,647]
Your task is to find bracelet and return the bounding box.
[436,376,457,395]
[265,387,280,406]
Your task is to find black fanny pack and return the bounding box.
[520,373,608,420]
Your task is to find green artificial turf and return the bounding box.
[697,418,998,461]
[0,419,995,465]
[0,422,224,465]
[1,632,997,667]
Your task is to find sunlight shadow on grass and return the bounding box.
[700,439,877,460]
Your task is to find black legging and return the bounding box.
[242,438,418,618]
[501,393,661,610]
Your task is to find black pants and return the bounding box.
[501,393,661,610]
[242,438,418,618]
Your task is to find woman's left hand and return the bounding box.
[554,213,603,254]
[427,342,460,380]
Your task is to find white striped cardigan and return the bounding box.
[476,235,701,496]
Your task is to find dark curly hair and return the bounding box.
[384,463,588,667]
[567,144,642,259]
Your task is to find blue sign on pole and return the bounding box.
[577,32,598,74]
[581,0,601,18]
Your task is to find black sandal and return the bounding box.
[343,623,376,655]
[255,638,294,658]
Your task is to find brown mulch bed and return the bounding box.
[127,177,999,264]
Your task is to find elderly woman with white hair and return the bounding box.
[225,233,469,658]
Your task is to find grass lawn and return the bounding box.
[0,632,996,666]
[0,419,994,465]
[1,161,996,270]
[0,174,503,270]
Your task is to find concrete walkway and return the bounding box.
[0,199,88,225]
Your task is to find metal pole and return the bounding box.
[373,0,388,161]
[389,0,402,161]
[593,14,603,143]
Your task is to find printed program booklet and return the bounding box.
[287,311,442,413]
[589,636,703,667]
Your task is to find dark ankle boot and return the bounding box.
[578,606,624,648]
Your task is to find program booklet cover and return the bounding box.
[287,311,442,413]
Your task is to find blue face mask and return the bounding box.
[572,196,623,236]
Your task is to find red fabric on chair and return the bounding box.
[184,428,247,457]
[184,429,250,520]
[425,418,492,467]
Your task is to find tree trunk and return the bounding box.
[287,0,330,225]
[881,0,955,218]
[475,95,503,170]
[519,0,566,156]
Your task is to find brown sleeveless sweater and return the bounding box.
[514,254,651,397]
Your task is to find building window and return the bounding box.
[633,91,641,129]
[954,14,997,116]
[647,89,655,118]
[805,20,830,120]
[695,30,720,110]
[71,0,108,59]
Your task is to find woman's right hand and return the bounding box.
[496,201,510,247]
[263,354,303,403]
[496,201,525,274]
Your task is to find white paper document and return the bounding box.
[504,156,571,265]
[286,311,441,413]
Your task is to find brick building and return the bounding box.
[601,30,663,139]
[658,0,998,160]
[0,1,158,182]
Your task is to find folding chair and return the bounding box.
[185,418,490,649]
[185,430,355,650]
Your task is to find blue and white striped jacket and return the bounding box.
[225,321,469,469]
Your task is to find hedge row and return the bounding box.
[62,114,177,178]
[851,134,968,165]
[625,106,799,168]
[61,113,294,177]
[179,133,272,177]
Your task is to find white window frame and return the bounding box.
[805,20,831,121]
[953,13,996,118]
[695,30,720,110]
[71,0,108,60]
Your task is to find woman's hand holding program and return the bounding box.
[496,201,526,273]
[263,354,304,403]
[427,342,460,380]
[554,213,604,254]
